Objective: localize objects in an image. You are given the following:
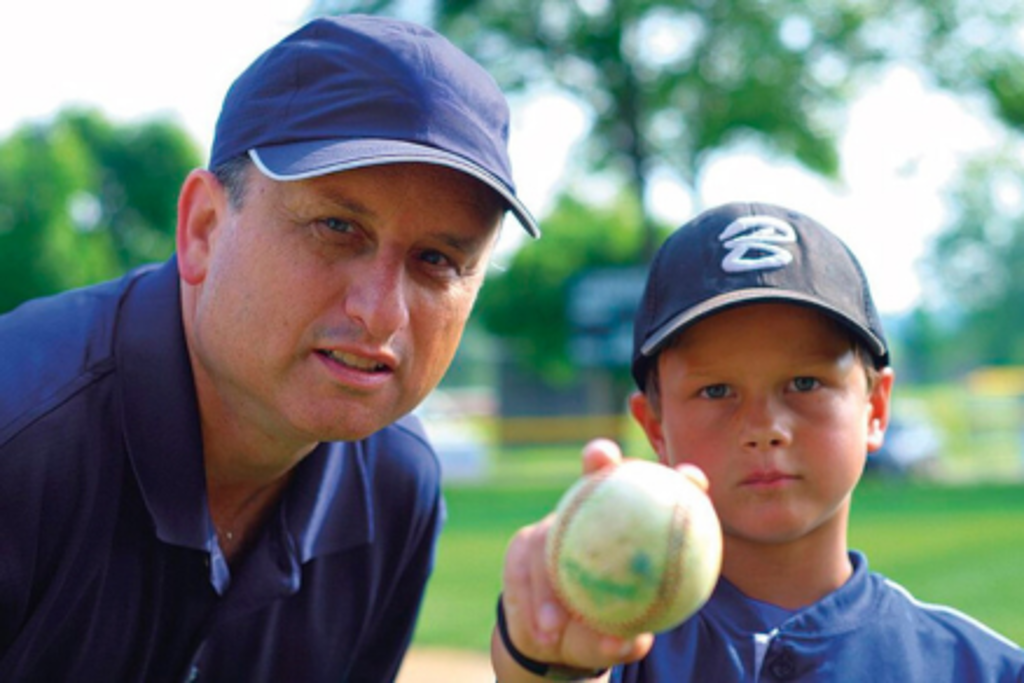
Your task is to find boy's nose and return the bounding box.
[739,396,791,450]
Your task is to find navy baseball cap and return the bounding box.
[631,202,889,390]
[209,15,539,237]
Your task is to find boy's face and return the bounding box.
[630,302,893,551]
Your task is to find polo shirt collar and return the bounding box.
[707,551,874,636]
[117,258,209,551]
[116,258,373,563]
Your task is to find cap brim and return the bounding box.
[249,140,540,238]
[641,289,889,364]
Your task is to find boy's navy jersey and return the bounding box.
[0,258,444,682]
[614,552,1024,682]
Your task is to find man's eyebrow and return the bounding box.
[316,188,376,219]
[436,231,491,255]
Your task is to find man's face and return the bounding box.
[181,162,504,450]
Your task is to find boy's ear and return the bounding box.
[176,169,228,286]
[629,391,669,465]
[866,367,896,452]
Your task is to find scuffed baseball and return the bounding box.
[546,459,723,638]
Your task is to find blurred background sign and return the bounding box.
[568,267,647,368]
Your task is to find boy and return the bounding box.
[493,202,1024,681]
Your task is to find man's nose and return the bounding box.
[343,259,410,342]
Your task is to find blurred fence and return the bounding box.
[497,414,630,447]
[952,368,1024,482]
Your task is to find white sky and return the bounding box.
[0,1,1001,314]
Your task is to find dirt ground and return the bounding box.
[396,647,493,682]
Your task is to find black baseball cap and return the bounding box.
[209,15,539,237]
[631,202,889,390]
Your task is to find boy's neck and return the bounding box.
[720,531,854,610]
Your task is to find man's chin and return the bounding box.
[310,406,410,444]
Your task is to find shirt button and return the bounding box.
[768,647,797,680]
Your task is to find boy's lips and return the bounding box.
[740,469,799,487]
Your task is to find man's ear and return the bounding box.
[866,367,896,453]
[176,169,228,286]
[629,390,669,465]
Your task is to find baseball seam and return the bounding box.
[548,468,692,637]
[547,468,612,629]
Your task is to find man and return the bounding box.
[0,15,538,682]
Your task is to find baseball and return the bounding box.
[545,459,723,638]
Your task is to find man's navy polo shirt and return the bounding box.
[0,259,444,682]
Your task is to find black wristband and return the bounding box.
[496,594,609,681]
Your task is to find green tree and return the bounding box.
[60,112,199,268]
[0,109,199,313]
[891,1,1024,377]
[476,190,663,383]
[918,151,1024,371]
[916,0,1024,133]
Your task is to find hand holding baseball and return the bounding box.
[494,439,718,679]
[546,446,722,639]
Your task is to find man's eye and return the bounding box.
[420,250,450,267]
[700,384,730,399]
[322,218,355,233]
[418,249,466,276]
[791,376,820,392]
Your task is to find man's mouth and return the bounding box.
[318,349,389,373]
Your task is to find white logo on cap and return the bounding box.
[718,215,796,273]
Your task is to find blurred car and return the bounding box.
[414,390,492,483]
[865,414,943,479]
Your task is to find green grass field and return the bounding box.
[411,447,1024,653]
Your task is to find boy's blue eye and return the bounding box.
[792,376,819,392]
[701,384,730,399]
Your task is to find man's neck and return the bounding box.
[206,468,293,564]
[198,403,314,565]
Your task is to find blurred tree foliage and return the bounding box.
[0,109,199,313]
[909,3,1024,371]
[916,151,1024,371]
[476,190,663,383]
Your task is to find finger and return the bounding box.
[581,438,622,475]
[558,619,655,670]
[598,631,654,664]
[501,525,542,648]
[502,517,567,658]
[527,519,567,648]
[674,463,710,492]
